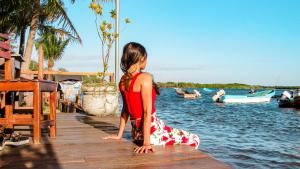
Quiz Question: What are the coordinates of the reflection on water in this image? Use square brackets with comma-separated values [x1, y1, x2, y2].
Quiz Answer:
[153, 88, 300, 169]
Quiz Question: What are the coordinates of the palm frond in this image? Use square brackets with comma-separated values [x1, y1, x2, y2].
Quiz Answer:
[39, 25, 80, 44]
[43, 0, 82, 43]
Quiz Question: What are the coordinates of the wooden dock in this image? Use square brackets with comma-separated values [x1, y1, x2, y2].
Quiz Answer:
[0, 113, 231, 169]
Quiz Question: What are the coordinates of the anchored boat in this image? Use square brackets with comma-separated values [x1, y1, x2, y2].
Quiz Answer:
[293, 89, 300, 108]
[278, 91, 294, 108]
[213, 90, 275, 103]
[175, 88, 201, 99]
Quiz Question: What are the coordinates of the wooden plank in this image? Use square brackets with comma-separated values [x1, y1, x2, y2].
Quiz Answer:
[12, 114, 33, 119]
[0, 41, 10, 50]
[40, 120, 55, 128]
[0, 50, 11, 59]
[4, 92, 13, 128]
[33, 87, 41, 144]
[0, 81, 36, 91]
[0, 33, 9, 39]
[21, 70, 114, 76]
[38, 45, 44, 80]
[0, 118, 33, 125]
[49, 91, 56, 138]
[0, 113, 231, 169]
[4, 58, 12, 80]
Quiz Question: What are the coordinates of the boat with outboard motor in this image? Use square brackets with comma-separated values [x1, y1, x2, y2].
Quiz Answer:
[212, 89, 275, 103]
[278, 90, 294, 108]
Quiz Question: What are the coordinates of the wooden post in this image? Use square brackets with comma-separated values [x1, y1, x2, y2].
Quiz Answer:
[4, 92, 13, 128]
[38, 45, 44, 80]
[49, 91, 56, 138]
[4, 59, 12, 81]
[33, 86, 41, 144]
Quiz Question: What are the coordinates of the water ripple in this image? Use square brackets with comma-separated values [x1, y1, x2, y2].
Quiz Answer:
[154, 88, 300, 169]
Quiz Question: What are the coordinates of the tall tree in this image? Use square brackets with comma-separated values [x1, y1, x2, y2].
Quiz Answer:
[22, 0, 81, 73]
[36, 31, 70, 80]
[0, 0, 81, 74]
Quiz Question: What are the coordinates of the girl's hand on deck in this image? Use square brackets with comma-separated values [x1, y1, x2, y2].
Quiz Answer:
[103, 134, 121, 140]
[134, 145, 154, 154]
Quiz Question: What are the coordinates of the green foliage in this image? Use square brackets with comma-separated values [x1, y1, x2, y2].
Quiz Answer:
[82, 75, 115, 87]
[35, 30, 70, 70]
[29, 60, 38, 71]
[89, 0, 130, 82]
[157, 82, 268, 89]
[1, 0, 81, 44]
[82, 75, 101, 84]
[58, 67, 68, 72]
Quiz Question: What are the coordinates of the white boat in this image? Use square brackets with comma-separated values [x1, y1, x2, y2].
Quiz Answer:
[213, 90, 275, 103]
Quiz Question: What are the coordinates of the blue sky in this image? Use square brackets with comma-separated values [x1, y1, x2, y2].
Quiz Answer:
[36, 0, 300, 86]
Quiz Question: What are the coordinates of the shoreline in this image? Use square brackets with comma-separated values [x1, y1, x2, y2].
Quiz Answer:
[157, 82, 300, 90]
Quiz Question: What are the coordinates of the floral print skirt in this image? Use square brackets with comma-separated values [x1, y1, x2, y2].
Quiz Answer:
[130, 112, 200, 149]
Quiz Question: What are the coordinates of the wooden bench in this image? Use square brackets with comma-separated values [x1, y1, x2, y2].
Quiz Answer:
[0, 33, 57, 144]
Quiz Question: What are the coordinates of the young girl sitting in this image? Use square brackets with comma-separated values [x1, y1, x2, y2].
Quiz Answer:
[104, 42, 200, 153]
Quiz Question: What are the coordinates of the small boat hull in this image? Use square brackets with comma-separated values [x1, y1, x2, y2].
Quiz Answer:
[175, 88, 201, 99]
[278, 99, 294, 108]
[217, 90, 275, 103]
[294, 96, 300, 108]
[180, 93, 199, 99]
[278, 90, 294, 108]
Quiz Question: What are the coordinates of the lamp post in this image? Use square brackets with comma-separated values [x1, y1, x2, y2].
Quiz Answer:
[115, 0, 120, 84]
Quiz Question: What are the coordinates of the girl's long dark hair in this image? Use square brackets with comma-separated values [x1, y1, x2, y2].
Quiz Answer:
[120, 42, 160, 95]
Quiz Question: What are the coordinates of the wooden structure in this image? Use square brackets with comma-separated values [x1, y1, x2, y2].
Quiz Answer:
[0, 113, 231, 169]
[21, 70, 115, 83]
[0, 33, 57, 144]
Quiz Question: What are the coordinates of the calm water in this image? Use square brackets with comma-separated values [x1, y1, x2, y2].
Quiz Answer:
[153, 88, 300, 169]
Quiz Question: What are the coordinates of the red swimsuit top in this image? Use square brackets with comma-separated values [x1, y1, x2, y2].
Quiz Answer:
[120, 73, 156, 120]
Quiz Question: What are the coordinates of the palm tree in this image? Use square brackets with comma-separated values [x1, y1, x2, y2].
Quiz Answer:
[22, 0, 81, 73]
[35, 31, 70, 80]
[0, 0, 81, 73]
[0, 0, 33, 55]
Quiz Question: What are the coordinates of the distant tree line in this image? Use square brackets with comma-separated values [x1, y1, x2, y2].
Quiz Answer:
[157, 82, 299, 90]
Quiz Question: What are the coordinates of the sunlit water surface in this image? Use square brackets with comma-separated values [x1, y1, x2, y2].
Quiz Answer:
[121, 88, 300, 169]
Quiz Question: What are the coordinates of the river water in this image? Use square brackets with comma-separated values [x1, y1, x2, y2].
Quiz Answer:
[153, 88, 300, 169]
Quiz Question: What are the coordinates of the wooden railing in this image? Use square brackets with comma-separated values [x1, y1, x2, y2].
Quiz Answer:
[21, 70, 115, 82]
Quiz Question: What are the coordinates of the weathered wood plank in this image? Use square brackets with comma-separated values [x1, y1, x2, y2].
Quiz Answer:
[4, 59, 12, 80]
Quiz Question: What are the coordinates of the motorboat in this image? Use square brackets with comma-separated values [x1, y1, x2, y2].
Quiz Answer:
[278, 90, 294, 108]
[175, 88, 201, 99]
[212, 90, 275, 103]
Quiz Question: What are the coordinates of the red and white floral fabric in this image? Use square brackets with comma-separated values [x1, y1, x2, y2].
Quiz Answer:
[130, 112, 200, 149]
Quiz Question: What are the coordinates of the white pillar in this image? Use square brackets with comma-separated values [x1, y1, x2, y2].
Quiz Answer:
[115, 0, 120, 84]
